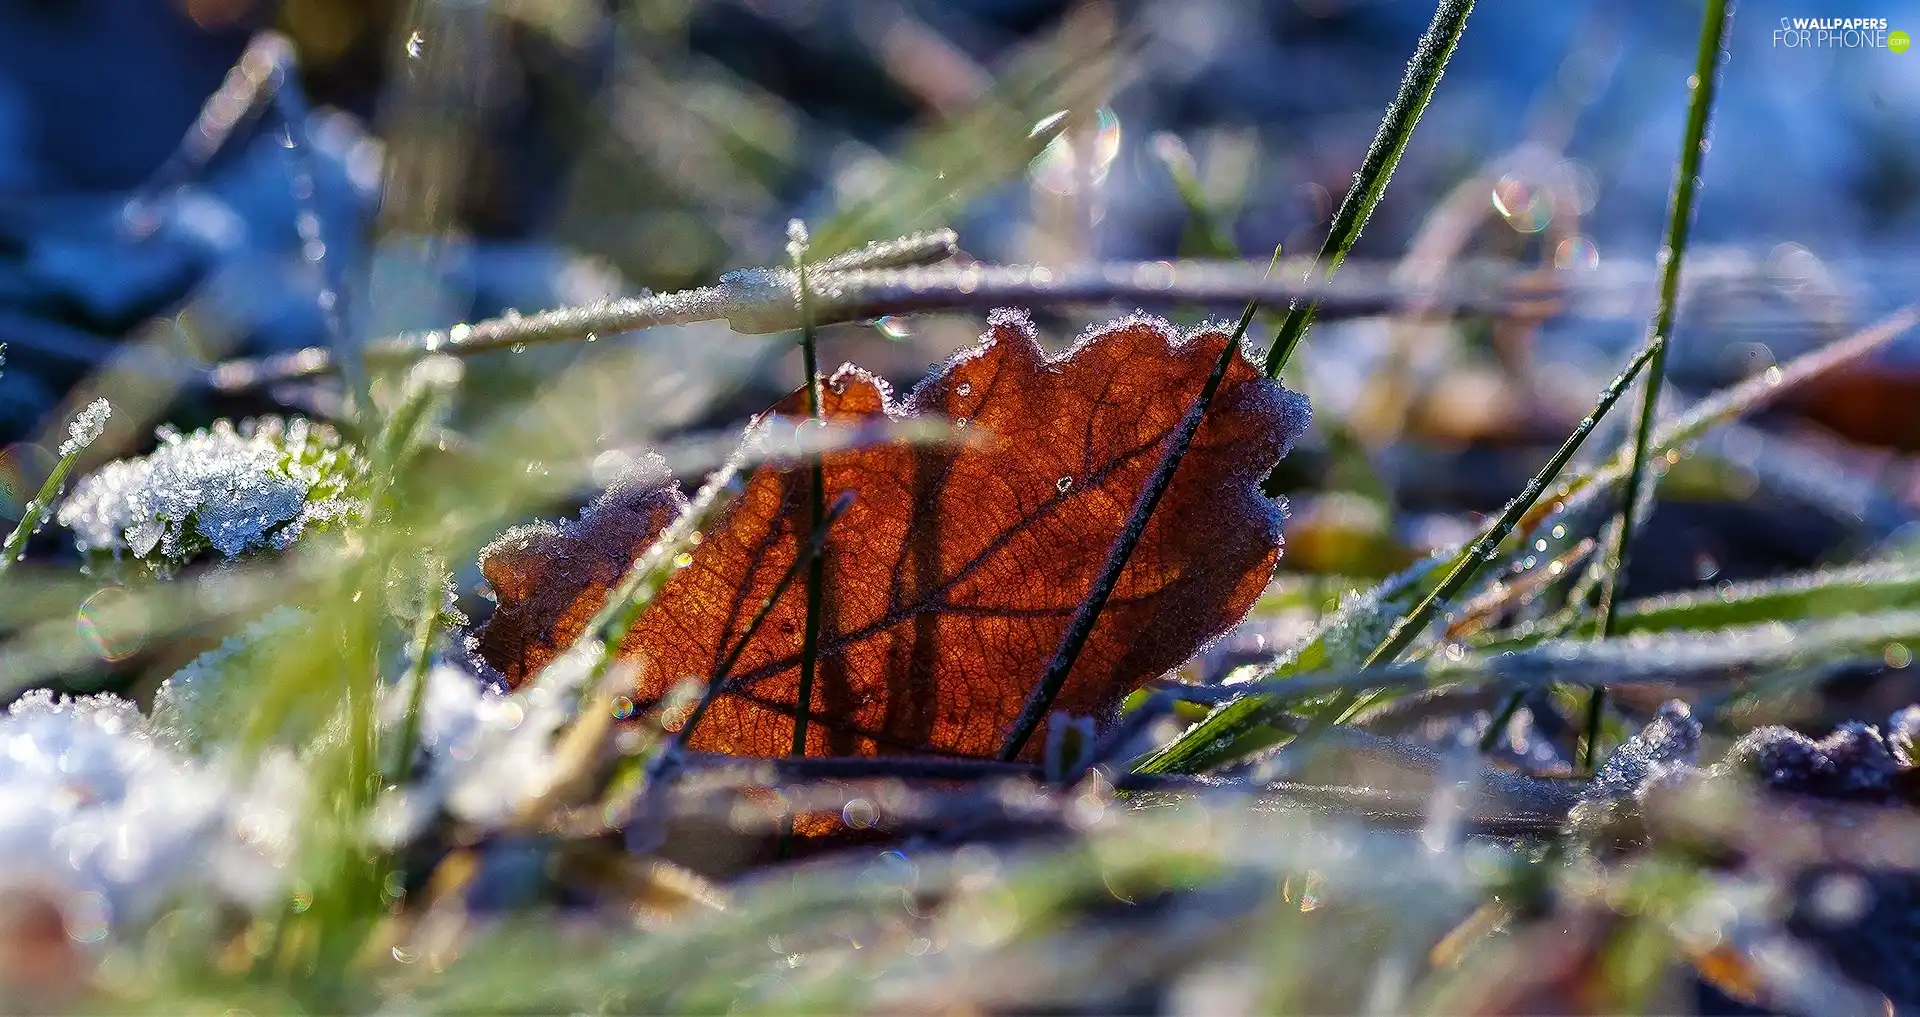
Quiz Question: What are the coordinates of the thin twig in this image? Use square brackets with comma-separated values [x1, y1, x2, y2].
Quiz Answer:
[204, 248, 1871, 392]
[1585, 0, 1737, 771]
[1264, 0, 1477, 376]
[206, 228, 958, 389]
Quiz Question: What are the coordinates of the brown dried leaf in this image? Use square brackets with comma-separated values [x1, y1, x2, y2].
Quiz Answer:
[477, 310, 1308, 760]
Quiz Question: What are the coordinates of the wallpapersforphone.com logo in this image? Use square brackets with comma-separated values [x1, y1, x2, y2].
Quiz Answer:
[1772, 17, 1910, 51]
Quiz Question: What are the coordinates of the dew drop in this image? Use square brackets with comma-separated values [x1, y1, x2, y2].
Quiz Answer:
[1491, 174, 1551, 233]
[1694, 553, 1721, 582]
[1554, 236, 1600, 271]
[955, 382, 973, 397]
[76, 588, 148, 663]
[673, 552, 693, 568]
[510, 342, 528, 355]
[1029, 107, 1123, 195]
[1055, 476, 1073, 493]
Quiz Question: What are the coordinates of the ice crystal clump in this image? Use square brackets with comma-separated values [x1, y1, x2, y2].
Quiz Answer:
[0, 690, 302, 930]
[152, 615, 537, 838]
[1567, 701, 1702, 845]
[1585, 700, 1702, 804]
[368, 649, 605, 836]
[56, 417, 365, 569]
[58, 399, 111, 458]
[1720, 718, 1907, 803]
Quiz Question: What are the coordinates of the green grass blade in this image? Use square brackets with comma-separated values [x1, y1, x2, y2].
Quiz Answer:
[1525, 562, 1920, 638]
[1263, 0, 1476, 377]
[1517, 307, 1918, 580]
[788, 220, 829, 758]
[2, 399, 110, 575]
[1153, 134, 1241, 260]
[999, 316, 1249, 761]
[1131, 552, 1448, 775]
[1592, 0, 1736, 638]
[1160, 609, 1920, 709]
[1586, 0, 1737, 768]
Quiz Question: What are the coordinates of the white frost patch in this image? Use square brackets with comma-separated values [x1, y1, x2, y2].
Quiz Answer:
[0, 691, 303, 929]
[376, 649, 603, 836]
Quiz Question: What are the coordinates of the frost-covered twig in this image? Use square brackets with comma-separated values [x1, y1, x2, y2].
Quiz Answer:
[206, 247, 1903, 391]
[208, 259, 1524, 390]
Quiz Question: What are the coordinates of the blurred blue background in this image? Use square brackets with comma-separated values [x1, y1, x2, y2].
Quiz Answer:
[1, 0, 1916, 440]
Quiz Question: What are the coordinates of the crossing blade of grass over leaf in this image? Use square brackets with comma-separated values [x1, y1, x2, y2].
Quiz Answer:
[548, 460, 755, 713]
[787, 220, 829, 760]
[663, 491, 852, 772]
[1, 399, 109, 576]
[1151, 137, 1394, 508]
[998, 311, 1252, 761]
[1262, 0, 1476, 377]
[487, 460, 759, 832]
[1138, 337, 1675, 775]
[1117, 0, 1478, 771]
[1586, 0, 1737, 770]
